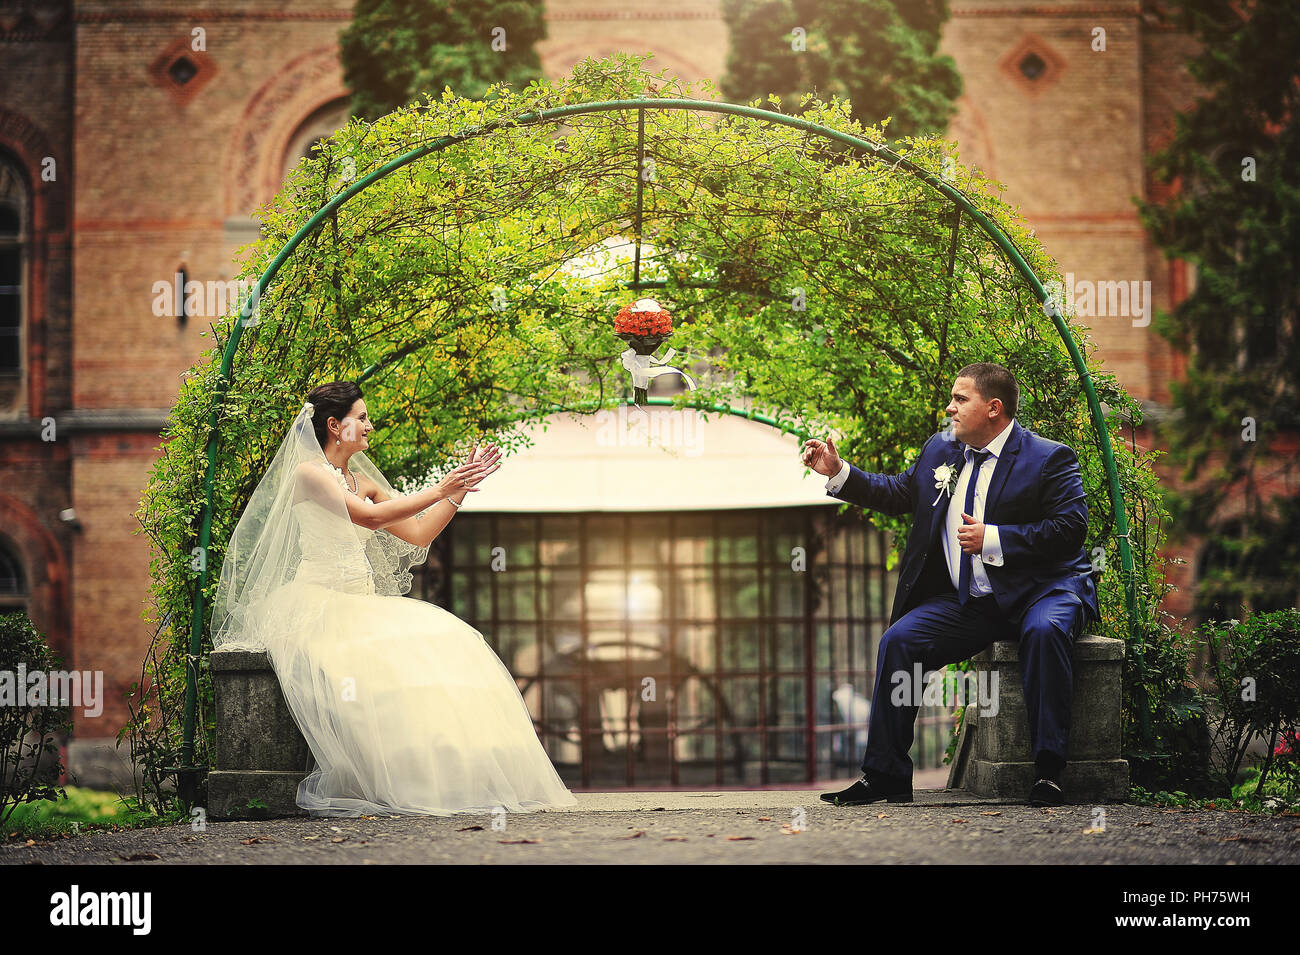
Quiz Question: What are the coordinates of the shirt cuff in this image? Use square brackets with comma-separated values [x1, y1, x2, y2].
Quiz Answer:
[980, 524, 1004, 566]
[825, 459, 851, 494]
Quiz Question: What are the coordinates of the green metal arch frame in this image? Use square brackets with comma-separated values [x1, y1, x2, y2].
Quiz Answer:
[180, 97, 1148, 797]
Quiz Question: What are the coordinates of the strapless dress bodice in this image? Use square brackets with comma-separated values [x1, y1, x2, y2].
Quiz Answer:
[292, 498, 375, 595]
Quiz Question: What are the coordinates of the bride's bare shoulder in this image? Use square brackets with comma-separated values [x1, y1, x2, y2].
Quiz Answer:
[293, 460, 333, 486]
[359, 474, 385, 502]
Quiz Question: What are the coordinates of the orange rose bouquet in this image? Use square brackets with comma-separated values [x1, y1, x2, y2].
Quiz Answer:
[613, 298, 695, 407]
[614, 299, 673, 351]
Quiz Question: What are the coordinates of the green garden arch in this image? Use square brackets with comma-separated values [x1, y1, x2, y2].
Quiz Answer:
[167, 64, 1152, 799]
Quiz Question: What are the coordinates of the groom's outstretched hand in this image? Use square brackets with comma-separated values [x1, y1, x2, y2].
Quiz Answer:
[801, 435, 843, 478]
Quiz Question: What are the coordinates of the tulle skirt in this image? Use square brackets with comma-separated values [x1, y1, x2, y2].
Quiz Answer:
[257, 580, 577, 817]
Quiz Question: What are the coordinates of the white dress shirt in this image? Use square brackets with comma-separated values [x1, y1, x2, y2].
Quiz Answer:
[825, 419, 1014, 597]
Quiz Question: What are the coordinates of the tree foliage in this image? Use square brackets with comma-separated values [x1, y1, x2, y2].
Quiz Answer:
[1136, 0, 1300, 622]
[133, 55, 1168, 807]
[720, 0, 962, 139]
[340, 0, 548, 121]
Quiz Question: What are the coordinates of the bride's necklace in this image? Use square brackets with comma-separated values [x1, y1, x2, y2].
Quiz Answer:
[325, 460, 358, 495]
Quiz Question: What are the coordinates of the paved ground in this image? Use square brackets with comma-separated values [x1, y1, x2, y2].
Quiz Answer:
[6, 787, 1299, 865]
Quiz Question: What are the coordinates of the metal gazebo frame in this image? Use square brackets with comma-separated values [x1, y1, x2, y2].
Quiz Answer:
[176, 97, 1149, 801]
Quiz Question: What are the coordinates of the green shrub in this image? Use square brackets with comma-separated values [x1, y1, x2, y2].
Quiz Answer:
[0, 611, 74, 826]
[1200, 608, 1300, 797]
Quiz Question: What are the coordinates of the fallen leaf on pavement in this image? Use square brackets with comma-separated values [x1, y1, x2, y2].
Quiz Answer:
[727, 835, 755, 841]
[624, 830, 646, 839]
[118, 852, 161, 861]
[498, 838, 541, 844]
[981, 811, 1002, 816]
[457, 825, 484, 832]
[241, 836, 276, 845]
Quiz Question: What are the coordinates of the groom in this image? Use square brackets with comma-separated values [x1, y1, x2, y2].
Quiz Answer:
[802, 363, 1099, 806]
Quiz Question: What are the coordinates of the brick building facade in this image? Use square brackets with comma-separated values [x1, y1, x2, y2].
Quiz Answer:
[1, 0, 1212, 787]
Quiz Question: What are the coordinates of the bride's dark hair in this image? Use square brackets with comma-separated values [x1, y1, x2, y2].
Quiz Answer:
[306, 380, 363, 450]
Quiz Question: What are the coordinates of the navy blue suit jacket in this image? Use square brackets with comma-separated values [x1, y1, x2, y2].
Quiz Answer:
[829, 420, 1100, 628]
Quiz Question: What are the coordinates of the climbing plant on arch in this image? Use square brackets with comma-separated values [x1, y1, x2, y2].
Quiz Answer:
[136, 55, 1171, 806]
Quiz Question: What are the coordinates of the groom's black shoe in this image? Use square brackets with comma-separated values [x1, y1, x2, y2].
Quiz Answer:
[1028, 778, 1065, 806]
[1028, 752, 1067, 806]
[820, 773, 912, 806]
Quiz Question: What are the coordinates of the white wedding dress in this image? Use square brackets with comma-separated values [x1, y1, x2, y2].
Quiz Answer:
[253, 465, 578, 817]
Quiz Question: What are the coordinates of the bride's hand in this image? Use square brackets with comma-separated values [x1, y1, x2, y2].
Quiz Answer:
[435, 444, 503, 499]
[436, 458, 493, 498]
[461, 443, 502, 489]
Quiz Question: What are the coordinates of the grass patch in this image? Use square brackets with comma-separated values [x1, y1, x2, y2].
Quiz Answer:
[3, 787, 184, 843]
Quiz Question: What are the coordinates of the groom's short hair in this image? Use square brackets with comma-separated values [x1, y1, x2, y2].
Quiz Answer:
[957, 362, 1019, 420]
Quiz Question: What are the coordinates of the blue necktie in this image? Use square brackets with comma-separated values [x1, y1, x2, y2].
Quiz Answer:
[958, 449, 992, 606]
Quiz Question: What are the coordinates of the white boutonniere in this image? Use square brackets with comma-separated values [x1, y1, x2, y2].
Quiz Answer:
[931, 462, 960, 506]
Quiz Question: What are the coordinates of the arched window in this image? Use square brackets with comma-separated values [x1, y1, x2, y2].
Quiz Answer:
[0, 535, 28, 613]
[280, 99, 352, 184]
[0, 153, 28, 406]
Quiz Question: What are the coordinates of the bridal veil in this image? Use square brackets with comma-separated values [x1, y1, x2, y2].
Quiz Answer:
[210, 400, 431, 651]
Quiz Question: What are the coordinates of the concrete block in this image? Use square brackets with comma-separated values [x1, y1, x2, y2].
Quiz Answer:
[209, 647, 310, 819]
[947, 635, 1128, 802]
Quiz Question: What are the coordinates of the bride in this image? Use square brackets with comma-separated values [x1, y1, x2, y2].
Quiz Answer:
[210, 380, 577, 817]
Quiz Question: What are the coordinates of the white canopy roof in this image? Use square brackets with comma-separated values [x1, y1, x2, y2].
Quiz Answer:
[468, 406, 840, 512]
